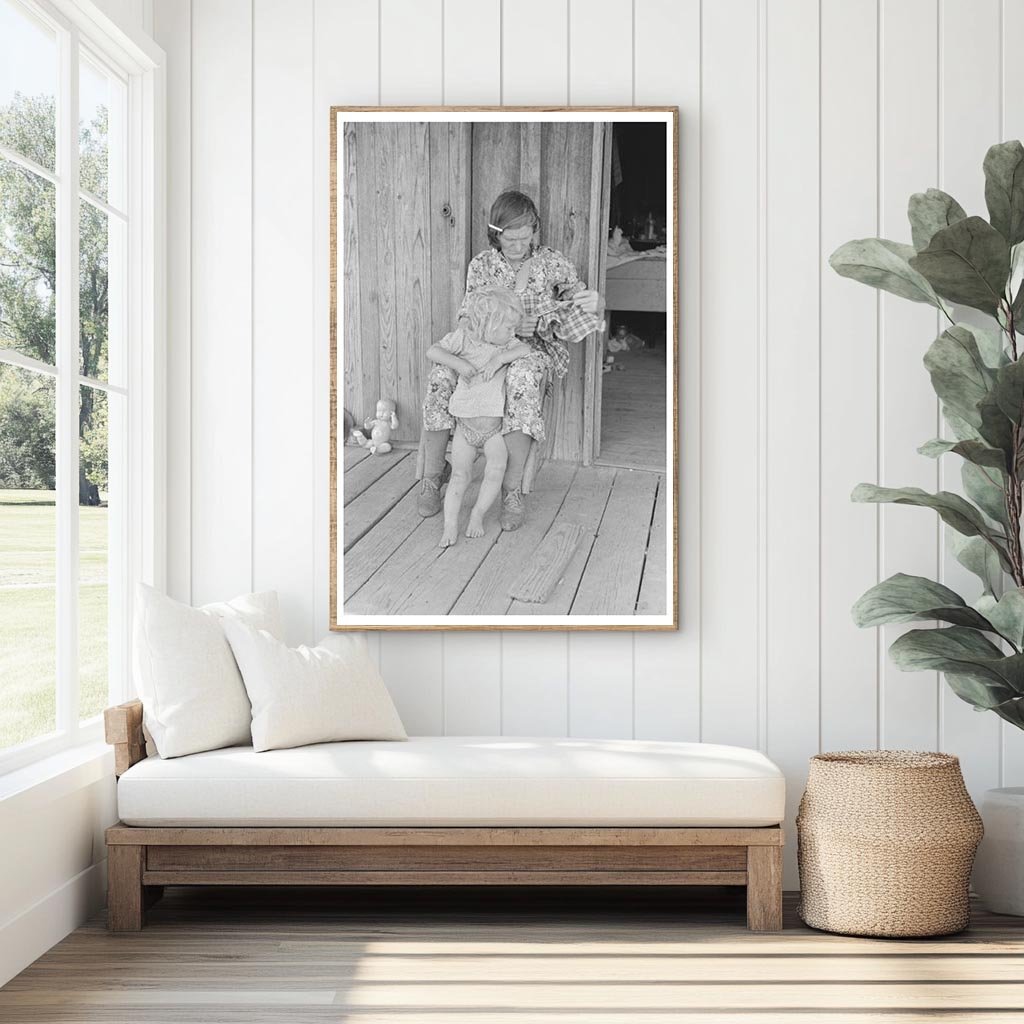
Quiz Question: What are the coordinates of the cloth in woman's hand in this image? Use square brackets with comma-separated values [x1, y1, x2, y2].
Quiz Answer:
[520, 293, 605, 362]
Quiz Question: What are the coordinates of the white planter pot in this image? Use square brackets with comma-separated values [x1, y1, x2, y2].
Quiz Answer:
[973, 787, 1024, 916]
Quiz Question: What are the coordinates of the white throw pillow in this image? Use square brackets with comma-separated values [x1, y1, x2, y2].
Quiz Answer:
[223, 621, 407, 752]
[133, 584, 283, 758]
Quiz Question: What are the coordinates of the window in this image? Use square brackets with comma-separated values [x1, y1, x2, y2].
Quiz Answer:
[0, 0, 161, 772]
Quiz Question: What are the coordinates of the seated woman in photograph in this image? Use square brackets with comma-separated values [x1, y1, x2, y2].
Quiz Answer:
[418, 189, 605, 532]
[426, 287, 531, 548]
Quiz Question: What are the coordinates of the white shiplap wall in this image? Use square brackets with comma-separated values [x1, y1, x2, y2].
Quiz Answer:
[154, 0, 1024, 885]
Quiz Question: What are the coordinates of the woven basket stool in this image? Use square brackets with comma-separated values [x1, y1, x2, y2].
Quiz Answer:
[797, 751, 983, 938]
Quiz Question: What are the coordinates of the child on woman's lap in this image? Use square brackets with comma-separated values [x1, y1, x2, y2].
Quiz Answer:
[426, 287, 531, 547]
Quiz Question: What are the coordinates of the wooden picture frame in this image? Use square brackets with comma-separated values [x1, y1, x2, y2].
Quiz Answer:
[330, 107, 678, 630]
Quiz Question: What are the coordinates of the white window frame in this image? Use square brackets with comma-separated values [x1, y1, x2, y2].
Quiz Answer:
[0, 0, 164, 776]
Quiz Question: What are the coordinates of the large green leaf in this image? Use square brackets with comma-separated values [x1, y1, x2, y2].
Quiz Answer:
[965, 321, 1011, 368]
[852, 573, 994, 630]
[888, 626, 1024, 700]
[923, 325, 997, 427]
[983, 686, 1024, 728]
[944, 671, 1024, 715]
[977, 589, 1024, 649]
[908, 188, 968, 251]
[1011, 276, 1024, 325]
[851, 483, 1010, 556]
[1007, 241, 1024, 326]
[830, 238, 943, 307]
[942, 406, 983, 442]
[984, 140, 1024, 246]
[1008, 241, 1024, 311]
[918, 437, 1007, 470]
[993, 357, 1024, 423]
[909, 216, 1011, 314]
[950, 532, 1004, 596]
[977, 391, 1016, 458]
[962, 461, 1009, 527]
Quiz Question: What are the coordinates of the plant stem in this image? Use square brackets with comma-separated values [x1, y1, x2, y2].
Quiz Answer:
[1006, 306, 1024, 587]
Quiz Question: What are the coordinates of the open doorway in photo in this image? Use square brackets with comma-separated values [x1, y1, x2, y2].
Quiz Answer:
[598, 122, 669, 474]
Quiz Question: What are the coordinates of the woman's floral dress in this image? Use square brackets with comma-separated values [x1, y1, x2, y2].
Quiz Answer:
[422, 245, 597, 443]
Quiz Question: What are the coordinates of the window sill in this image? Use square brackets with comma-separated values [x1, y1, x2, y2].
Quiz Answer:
[0, 740, 114, 816]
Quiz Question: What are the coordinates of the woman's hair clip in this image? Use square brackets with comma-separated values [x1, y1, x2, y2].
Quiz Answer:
[487, 222, 504, 234]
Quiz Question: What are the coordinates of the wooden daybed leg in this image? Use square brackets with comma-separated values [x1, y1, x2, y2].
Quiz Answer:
[746, 845, 783, 932]
[107, 845, 145, 931]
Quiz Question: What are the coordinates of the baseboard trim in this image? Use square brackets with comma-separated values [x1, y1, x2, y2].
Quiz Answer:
[0, 859, 107, 987]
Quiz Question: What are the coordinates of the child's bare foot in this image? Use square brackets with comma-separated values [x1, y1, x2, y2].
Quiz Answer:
[466, 514, 485, 539]
[439, 524, 458, 548]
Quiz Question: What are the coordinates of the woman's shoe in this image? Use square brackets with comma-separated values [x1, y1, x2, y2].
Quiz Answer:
[416, 461, 451, 517]
[500, 487, 525, 531]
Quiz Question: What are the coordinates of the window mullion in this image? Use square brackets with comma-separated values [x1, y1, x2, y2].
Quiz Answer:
[55, 23, 81, 735]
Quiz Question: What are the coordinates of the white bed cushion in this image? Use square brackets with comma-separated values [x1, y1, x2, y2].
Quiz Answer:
[116, 736, 786, 827]
[222, 621, 407, 751]
[133, 584, 283, 759]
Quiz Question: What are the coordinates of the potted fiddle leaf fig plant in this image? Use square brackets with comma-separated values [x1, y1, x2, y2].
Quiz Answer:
[830, 139, 1024, 914]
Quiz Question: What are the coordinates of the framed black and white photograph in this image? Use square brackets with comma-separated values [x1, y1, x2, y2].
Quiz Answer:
[330, 107, 678, 630]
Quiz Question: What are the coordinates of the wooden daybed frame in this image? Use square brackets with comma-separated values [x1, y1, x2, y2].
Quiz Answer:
[104, 700, 784, 932]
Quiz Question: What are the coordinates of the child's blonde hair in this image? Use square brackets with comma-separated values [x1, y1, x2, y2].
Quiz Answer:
[460, 286, 523, 342]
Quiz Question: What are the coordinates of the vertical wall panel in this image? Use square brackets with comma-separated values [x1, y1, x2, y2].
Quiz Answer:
[346, 124, 377, 426]
[568, 0, 631, 104]
[380, 633, 445, 734]
[764, 0, 821, 883]
[312, 0, 379, 642]
[444, 639, 502, 734]
[699, 0, 761, 749]
[253, 0, 315, 645]
[471, 123, 526, 252]
[565, 0, 635, 725]
[377, 0, 446, 715]
[495, 0, 572, 734]
[381, 0, 443, 105]
[1002, 0, 1024, 786]
[541, 123, 599, 462]
[633, 0, 700, 742]
[568, 634, 634, 738]
[428, 123, 472, 381]
[189, 0, 252, 605]
[878, 0, 941, 751]
[441, 0, 504, 735]
[502, 633, 568, 735]
[938, 0, 1002, 795]
[502, 0, 568, 104]
[393, 121, 432, 443]
[443, 0, 500, 105]
[819, 0, 879, 753]
[153, 0, 190, 604]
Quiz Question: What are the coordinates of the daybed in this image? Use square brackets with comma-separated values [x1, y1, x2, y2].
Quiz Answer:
[104, 699, 786, 932]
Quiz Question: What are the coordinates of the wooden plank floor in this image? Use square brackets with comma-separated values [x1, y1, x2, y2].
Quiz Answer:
[342, 448, 667, 617]
[598, 346, 667, 472]
[4, 888, 1024, 1021]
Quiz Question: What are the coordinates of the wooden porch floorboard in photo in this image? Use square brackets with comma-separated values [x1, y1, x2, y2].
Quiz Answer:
[343, 446, 372, 470]
[4, 889, 1024, 1021]
[342, 454, 667, 618]
[598, 346, 668, 473]
[343, 455, 419, 552]
[343, 447, 412, 503]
